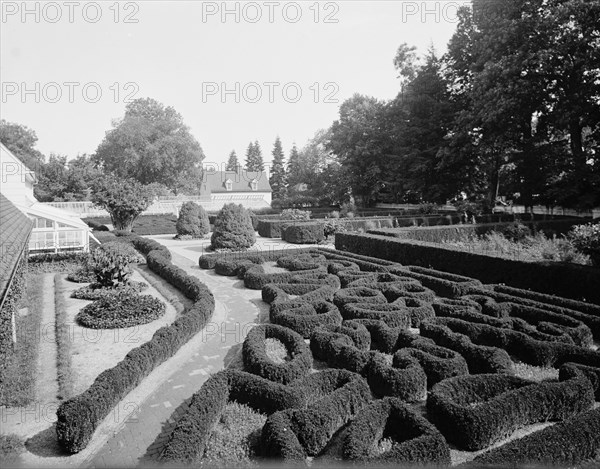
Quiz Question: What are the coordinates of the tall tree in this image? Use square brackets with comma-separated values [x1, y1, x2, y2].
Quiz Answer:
[93, 98, 205, 193]
[0, 119, 45, 170]
[286, 143, 302, 189]
[269, 137, 287, 200]
[226, 150, 239, 171]
[245, 141, 265, 172]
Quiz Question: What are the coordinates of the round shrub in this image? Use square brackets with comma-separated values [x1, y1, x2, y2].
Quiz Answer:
[282, 223, 325, 244]
[242, 324, 313, 384]
[211, 203, 256, 250]
[76, 291, 165, 329]
[176, 201, 210, 238]
[342, 397, 450, 465]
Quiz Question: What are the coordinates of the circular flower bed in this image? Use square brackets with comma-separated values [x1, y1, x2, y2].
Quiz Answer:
[71, 281, 147, 301]
[76, 291, 166, 329]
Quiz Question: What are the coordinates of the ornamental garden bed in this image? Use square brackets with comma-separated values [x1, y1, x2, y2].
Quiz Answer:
[58, 267, 177, 395]
[156, 246, 600, 467]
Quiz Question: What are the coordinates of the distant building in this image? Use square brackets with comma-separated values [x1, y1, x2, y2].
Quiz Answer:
[201, 168, 272, 209]
[0, 142, 90, 254]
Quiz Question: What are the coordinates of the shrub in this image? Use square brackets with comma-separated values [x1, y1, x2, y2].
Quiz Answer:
[269, 300, 343, 338]
[211, 203, 256, 250]
[88, 248, 134, 288]
[342, 397, 450, 465]
[281, 222, 325, 244]
[176, 201, 210, 238]
[261, 370, 371, 458]
[427, 371, 594, 451]
[340, 201, 356, 218]
[280, 208, 311, 220]
[569, 222, 600, 266]
[70, 281, 147, 301]
[500, 222, 531, 242]
[98, 241, 145, 263]
[472, 407, 600, 467]
[366, 352, 427, 401]
[341, 302, 412, 328]
[242, 324, 313, 384]
[76, 291, 165, 329]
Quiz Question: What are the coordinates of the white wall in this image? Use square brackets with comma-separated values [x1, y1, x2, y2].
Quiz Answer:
[0, 144, 36, 207]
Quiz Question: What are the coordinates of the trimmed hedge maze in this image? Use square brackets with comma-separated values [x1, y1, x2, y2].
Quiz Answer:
[161, 246, 600, 467]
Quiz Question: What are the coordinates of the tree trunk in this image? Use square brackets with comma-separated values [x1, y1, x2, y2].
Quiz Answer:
[569, 119, 585, 167]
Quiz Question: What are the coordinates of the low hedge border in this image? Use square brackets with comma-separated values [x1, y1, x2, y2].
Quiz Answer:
[310, 328, 373, 375]
[559, 362, 600, 400]
[427, 371, 595, 451]
[242, 324, 313, 384]
[258, 216, 396, 239]
[326, 260, 360, 275]
[316, 247, 395, 272]
[390, 296, 436, 326]
[472, 407, 600, 467]
[341, 302, 412, 328]
[214, 256, 264, 276]
[199, 247, 315, 269]
[161, 368, 366, 464]
[262, 282, 338, 305]
[342, 397, 451, 465]
[56, 238, 215, 454]
[354, 319, 417, 353]
[276, 253, 327, 271]
[433, 316, 600, 368]
[366, 352, 427, 401]
[335, 232, 600, 303]
[419, 321, 513, 374]
[396, 339, 469, 388]
[244, 265, 328, 290]
[261, 370, 372, 458]
[387, 265, 483, 299]
[269, 300, 343, 338]
[468, 287, 600, 340]
[333, 287, 388, 310]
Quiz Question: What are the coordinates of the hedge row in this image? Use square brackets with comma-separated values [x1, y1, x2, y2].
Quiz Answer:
[427, 370, 595, 450]
[198, 247, 315, 269]
[281, 222, 325, 244]
[257, 216, 396, 238]
[433, 316, 600, 368]
[261, 370, 371, 458]
[316, 247, 395, 272]
[468, 286, 600, 339]
[244, 264, 328, 290]
[335, 232, 600, 303]
[56, 239, 215, 453]
[161, 367, 370, 463]
[472, 407, 600, 467]
[368, 218, 582, 243]
[366, 352, 427, 401]
[419, 321, 513, 374]
[242, 324, 313, 384]
[269, 300, 343, 338]
[342, 397, 451, 465]
[388, 265, 483, 299]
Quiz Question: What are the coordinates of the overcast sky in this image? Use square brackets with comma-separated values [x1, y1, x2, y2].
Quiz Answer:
[1, 1, 466, 167]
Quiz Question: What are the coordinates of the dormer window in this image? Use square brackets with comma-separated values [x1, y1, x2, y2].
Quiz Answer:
[250, 179, 258, 191]
[225, 179, 233, 191]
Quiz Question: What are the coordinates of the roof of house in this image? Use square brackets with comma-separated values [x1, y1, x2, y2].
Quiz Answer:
[204, 169, 272, 193]
[0, 193, 33, 308]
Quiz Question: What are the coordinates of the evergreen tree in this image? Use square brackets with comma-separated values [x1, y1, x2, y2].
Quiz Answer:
[269, 136, 287, 200]
[226, 150, 239, 171]
[287, 143, 302, 188]
[252, 140, 265, 171]
[244, 141, 255, 170]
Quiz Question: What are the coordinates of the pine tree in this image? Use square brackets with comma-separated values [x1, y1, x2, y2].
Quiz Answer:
[244, 142, 255, 170]
[287, 143, 302, 188]
[226, 150, 239, 171]
[252, 140, 265, 172]
[269, 136, 287, 200]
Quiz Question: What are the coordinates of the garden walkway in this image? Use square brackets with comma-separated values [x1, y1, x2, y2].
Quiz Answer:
[85, 242, 274, 468]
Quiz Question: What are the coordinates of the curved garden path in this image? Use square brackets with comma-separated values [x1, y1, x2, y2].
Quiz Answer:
[85, 240, 271, 468]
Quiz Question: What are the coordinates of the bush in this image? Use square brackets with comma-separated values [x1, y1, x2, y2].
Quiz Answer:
[427, 371, 594, 451]
[340, 201, 356, 218]
[87, 248, 134, 288]
[269, 300, 343, 338]
[211, 203, 256, 250]
[176, 201, 210, 238]
[472, 407, 600, 467]
[98, 241, 145, 263]
[281, 222, 325, 244]
[500, 222, 531, 241]
[342, 397, 450, 465]
[56, 237, 215, 454]
[76, 291, 165, 329]
[366, 352, 427, 401]
[569, 222, 600, 266]
[70, 281, 147, 301]
[242, 324, 313, 384]
[261, 370, 371, 458]
[280, 208, 311, 220]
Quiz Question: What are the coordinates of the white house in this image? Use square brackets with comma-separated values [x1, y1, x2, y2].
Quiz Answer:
[0, 142, 90, 253]
[201, 168, 272, 209]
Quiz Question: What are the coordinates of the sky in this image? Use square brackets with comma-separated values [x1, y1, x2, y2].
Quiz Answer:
[1, 0, 467, 168]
